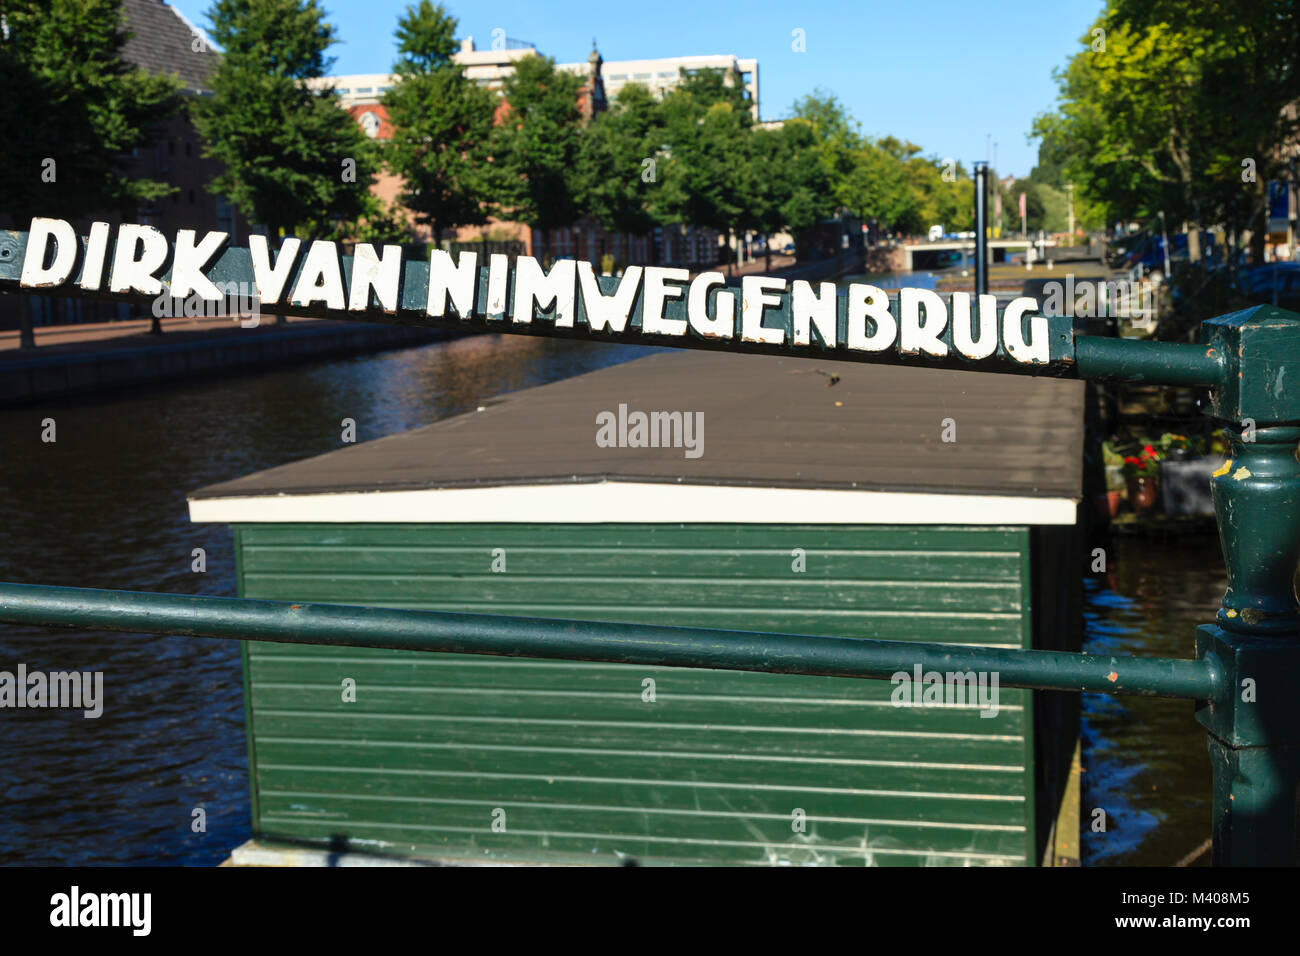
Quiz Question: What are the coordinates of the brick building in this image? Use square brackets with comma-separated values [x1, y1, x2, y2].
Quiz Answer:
[321, 41, 734, 269]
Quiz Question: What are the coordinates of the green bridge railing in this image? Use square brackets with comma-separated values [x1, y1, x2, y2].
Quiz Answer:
[2, 220, 1299, 867]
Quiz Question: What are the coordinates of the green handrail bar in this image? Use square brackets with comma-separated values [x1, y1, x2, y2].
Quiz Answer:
[0, 582, 1222, 700]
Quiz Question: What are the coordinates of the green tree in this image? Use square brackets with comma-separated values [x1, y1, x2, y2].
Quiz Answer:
[789, 94, 957, 239]
[0, 0, 180, 223]
[573, 83, 664, 267]
[192, 0, 379, 242]
[493, 54, 585, 262]
[381, 1, 496, 245]
[1034, 1, 1300, 265]
[657, 89, 753, 273]
[790, 90, 855, 146]
[1000, 180, 1042, 235]
[790, 90, 861, 219]
[0, 0, 180, 347]
[677, 67, 754, 122]
[748, 119, 832, 267]
[837, 143, 917, 234]
[1113, 0, 1300, 261]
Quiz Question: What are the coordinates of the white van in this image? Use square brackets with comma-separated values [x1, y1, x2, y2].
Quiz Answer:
[928, 225, 944, 242]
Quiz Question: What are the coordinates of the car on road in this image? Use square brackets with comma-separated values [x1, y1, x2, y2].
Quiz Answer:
[1239, 263, 1300, 310]
[1125, 231, 1217, 282]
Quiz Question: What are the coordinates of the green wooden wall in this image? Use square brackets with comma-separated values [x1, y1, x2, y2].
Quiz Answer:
[234, 523, 1036, 866]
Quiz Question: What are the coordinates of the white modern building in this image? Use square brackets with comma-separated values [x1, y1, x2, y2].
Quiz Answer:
[316, 37, 760, 120]
[591, 51, 758, 118]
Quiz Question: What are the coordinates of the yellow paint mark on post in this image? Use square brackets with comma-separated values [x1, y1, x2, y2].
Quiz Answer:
[1232, 466, 1252, 481]
[1212, 459, 1233, 478]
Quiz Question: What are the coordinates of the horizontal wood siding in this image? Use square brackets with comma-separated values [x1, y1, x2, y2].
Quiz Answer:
[236, 523, 1033, 866]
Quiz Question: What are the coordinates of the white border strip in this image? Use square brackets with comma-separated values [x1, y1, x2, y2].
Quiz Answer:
[188, 481, 1077, 525]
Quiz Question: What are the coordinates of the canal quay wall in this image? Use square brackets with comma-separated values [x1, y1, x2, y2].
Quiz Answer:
[0, 315, 449, 407]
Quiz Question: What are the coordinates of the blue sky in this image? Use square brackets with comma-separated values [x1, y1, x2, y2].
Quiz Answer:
[168, 0, 1105, 177]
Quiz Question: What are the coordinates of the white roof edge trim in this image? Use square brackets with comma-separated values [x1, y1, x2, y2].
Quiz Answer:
[188, 482, 1079, 525]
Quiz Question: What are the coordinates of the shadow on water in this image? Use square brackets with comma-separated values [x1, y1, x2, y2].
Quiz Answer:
[1081, 533, 1225, 867]
[0, 333, 660, 865]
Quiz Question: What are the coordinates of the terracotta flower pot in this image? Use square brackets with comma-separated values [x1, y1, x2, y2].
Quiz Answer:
[1093, 491, 1123, 520]
[1127, 475, 1159, 515]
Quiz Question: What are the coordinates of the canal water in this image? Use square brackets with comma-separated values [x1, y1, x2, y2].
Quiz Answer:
[1081, 534, 1224, 867]
[0, 333, 1224, 865]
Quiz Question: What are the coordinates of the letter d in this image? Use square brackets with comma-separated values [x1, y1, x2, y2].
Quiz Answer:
[20, 218, 78, 288]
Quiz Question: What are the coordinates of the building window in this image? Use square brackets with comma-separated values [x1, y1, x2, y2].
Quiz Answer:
[355, 87, 373, 94]
[216, 198, 236, 239]
[336, 88, 351, 95]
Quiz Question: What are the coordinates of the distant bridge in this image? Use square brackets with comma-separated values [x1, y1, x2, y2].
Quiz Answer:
[902, 238, 1058, 271]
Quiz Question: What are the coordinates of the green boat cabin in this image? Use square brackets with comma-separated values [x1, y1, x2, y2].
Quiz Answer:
[189, 348, 1085, 866]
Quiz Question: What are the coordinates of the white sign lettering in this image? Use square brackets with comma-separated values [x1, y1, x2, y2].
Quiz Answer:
[11, 218, 1060, 368]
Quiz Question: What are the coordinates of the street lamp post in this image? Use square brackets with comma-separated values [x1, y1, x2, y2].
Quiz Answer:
[1065, 183, 1075, 247]
[973, 161, 989, 296]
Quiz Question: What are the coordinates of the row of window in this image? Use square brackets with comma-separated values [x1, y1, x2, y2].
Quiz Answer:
[605, 71, 676, 81]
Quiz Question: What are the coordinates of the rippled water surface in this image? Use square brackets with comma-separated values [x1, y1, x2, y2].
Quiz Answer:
[0, 333, 1224, 865]
[1081, 534, 1225, 867]
[0, 334, 657, 865]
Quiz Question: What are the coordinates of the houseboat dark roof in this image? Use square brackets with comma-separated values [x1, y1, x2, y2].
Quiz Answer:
[189, 350, 1085, 525]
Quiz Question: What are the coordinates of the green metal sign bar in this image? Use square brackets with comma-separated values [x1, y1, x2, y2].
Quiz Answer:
[3, 218, 1300, 866]
[0, 220, 1225, 383]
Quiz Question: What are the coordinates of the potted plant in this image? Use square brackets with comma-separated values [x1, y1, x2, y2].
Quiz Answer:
[1158, 432, 1192, 461]
[1159, 431, 1223, 517]
[1098, 440, 1125, 518]
[1122, 442, 1162, 515]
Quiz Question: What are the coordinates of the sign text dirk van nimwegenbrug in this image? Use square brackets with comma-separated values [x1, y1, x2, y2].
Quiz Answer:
[7, 218, 1072, 370]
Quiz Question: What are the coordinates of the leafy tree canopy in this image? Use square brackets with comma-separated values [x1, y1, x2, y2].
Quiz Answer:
[0, 0, 180, 224]
[192, 0, 379, 238]
[382, 1, 496, 241]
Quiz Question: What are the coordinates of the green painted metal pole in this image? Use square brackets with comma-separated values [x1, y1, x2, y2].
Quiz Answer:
[1073, 335, 1225, 387]
[1193, 307, 1300, 866]
[0, 581, 1221, 700]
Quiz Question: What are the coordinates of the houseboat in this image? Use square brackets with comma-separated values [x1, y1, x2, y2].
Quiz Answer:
[189, 348, 1085, 866]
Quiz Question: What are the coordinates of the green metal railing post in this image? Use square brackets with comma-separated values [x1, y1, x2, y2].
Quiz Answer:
[1189, 306, 1300, 866]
